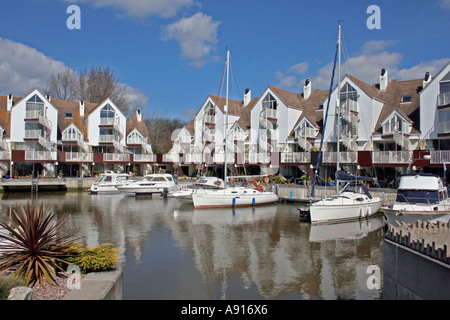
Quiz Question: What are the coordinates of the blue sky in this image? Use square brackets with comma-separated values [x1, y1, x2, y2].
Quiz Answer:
[0, 0, 449, 120]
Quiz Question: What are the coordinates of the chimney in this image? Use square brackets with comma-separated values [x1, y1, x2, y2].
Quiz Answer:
[79, 100, 85, 117]
[7, 93, 13, 111]
[46, 93, 51, 101]
[243, 88, 251, 107]
[423, 72, 432, 88]
[304, 79, 312, 100]
[380, 68, 388, 91]
[136, 109, 142, 122]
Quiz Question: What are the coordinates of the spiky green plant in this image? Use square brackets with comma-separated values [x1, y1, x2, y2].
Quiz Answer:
[0, 201, 79, 287]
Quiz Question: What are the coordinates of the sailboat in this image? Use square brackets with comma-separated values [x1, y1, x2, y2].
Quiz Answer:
[192, 51, 279, 209]
[305, 23, 381, 224]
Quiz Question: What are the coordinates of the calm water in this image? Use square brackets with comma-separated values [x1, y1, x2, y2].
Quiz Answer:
[0, 191, 386, 300]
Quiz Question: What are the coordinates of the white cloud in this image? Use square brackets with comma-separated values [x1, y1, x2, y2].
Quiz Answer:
[280, 39, 449, 91]
[0, 37, 150, 109]
[162, 12, 221, 67]
[275, 62, 309, 89]
[0, 37, 67, 96]
[441, 0, 450, 9]
[62, 0, 196, 19]
[288, 62, 309, 75]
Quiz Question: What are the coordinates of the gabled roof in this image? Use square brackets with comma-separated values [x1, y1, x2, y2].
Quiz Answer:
[52, 99, 94, 140]
[0, 95, 19, 139]
[209, 95, 244, 116]
[126, 114, 149, 139]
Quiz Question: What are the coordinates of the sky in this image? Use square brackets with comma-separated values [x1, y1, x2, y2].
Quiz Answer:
[0, 0, 449, 121]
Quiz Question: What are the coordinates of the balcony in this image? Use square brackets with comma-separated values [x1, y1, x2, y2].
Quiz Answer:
[247, 153, 271, 164]
[24, 130, 53, 151]
[322, 151, 357, 164]
[103, 153, 130, 162]
[25, 110, 52, 130]
[438, 92, 450, 107]
[133, 154, 156, 163]
[213, 153, 234, 164]
[65, 152, 93, 162]
[204, 114, 215, 125]
[372, 151, 412, 164]
[281, 152, 310, 164]
[25, 151, 57, 161]
[261, 107, 277, 119]
[430, 150, 450, 164]
[62, 133, 89, 152]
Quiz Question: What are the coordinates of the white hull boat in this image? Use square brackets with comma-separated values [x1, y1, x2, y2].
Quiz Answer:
[192, 181, 279, 209]
[169, 176, 224, 202]
[382, 173, 450, 226]
[117, 173, 175, 196]
[309, 190, 382, 225]
[90, 171, 133, 194]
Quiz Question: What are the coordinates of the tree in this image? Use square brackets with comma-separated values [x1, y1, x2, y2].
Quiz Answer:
[46, 66, 130, 115]
[145, 113, 187, 154]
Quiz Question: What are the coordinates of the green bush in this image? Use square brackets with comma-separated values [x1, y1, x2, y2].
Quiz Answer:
[0, 274, 27, 300]
[67, 243, 119, 274]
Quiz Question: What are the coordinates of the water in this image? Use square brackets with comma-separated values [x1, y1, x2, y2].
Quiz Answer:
[0, 191, 386, 300]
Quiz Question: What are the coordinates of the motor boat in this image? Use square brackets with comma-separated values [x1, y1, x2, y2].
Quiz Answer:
[90, 171, 133, 194]
[192, 180, 279, 209]
[168, 176, 225, 202]
[382, 173, 450, 226]
[117, 173, 176, 196]
[307, 184, 382, 225]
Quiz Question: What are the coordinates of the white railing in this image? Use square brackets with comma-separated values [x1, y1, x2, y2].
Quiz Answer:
[204, 115, 215, 124]
[213, 153, 234, 164]
[372, 151, 412, 164]
[103, 153, 130, 162]
[0, 151, 11, 160]
[247, 153, 271, 164]
[281, 152, 310, 163]
[261, 107, 277, 119]
[133, 154, 156, 162]
[322, 151, 357, 164]
[127, 136, 148, 145]
[25, 151, 57, 161]
[438, 92, 450, 106]
[163, 153, 180, 163]
[99, 134, 115, 143]
[430, 150, 450, 164]
[65, 152, 93, 162]
[25, 110, 52, 130]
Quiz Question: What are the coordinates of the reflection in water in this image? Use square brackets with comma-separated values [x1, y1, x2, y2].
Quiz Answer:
[0, 192, 385, 300]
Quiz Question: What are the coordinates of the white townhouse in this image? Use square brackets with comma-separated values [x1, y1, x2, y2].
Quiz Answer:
[420, 61, 450, 165]
[9, 89, 59, 176]
[0, 89, 155, 178]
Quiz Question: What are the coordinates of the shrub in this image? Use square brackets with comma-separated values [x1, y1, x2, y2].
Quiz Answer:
[0, 274, 27, 300]
[0, 201, 79, 287]
[67, 243, 118, 274]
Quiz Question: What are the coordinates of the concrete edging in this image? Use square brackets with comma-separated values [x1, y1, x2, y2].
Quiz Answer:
[62, 267, 123, 300]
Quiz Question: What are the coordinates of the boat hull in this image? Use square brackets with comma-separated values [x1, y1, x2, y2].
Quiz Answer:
[192, 189, 279, 209]
[382, 207, 450, 226]
[309, 199, 381, 224]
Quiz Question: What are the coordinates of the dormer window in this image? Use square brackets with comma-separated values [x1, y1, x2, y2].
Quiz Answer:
[401, 95, 413, 103]
[65, 113, 73, 118]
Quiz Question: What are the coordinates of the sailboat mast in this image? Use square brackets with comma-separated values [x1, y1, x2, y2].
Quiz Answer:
[336, 23, 342, 194]
[224, 50, 230, 188]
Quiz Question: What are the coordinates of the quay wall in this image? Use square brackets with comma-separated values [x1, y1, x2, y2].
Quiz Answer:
[383, 238, 450, 300]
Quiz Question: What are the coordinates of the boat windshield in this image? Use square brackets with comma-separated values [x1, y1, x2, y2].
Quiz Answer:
[396, 189, 439, 204]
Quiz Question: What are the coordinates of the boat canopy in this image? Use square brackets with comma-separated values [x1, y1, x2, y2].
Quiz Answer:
[336, 170, 376, 182]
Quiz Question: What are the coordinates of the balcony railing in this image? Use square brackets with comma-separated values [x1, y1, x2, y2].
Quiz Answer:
[25, 110, 52, 130]
[65, 152, 93, 162]
[25, 151, 57, 161]
[372, 151, 412, 164]
[213, 153, 234, 164]
[0, 151, 11, 161]
[281, 152, 310, 163]
[247, 153, 271, 164]
[103, 153, 130, 162]
[261, 107, 277, 119]
[430, 150, 450, 164]
[204, 115, 215, 124]
[133, 154, 156, 162]
[438, 92, 450, 106]
[322, 151, 357, 164]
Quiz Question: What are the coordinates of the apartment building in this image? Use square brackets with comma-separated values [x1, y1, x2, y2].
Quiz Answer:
[168, 62, 450, 185]
[0, 89, 154, 178]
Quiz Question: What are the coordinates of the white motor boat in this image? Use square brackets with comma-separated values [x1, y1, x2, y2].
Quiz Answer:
[90, 171, 133, 194]
[192, 180, 279, 209]
[117, 173, 175, 196]
[169, 176, 224, 202]
[382, 173, 450, 226]
[308, 184, 382, 225]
